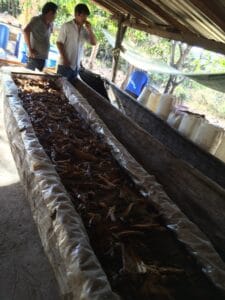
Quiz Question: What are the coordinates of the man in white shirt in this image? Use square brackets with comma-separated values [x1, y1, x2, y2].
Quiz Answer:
[56, 3, 96, 83]
[24, 2, 58, 71]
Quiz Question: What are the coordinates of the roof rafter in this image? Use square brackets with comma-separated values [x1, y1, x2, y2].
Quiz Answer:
[107, 0, 155, 26]
[151, 0, 225, 42]
[188, 0, 225, 34]
[122, 19, 225, 55]
[92, 0, 127, 15]
[133, 0, 193, 34]
[92, 0, 225, 55]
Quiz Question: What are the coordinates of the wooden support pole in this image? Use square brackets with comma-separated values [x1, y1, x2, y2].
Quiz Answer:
[111, 15, 127, 82]
[88, 43, 100, 70]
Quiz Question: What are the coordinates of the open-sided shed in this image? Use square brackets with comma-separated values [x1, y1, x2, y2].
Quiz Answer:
[92, 0, 225, 80]
[93, 0, 225, 54]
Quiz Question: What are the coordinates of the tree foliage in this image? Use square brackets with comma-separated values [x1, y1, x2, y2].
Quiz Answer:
[3, 0, 225, 98]
[0, 0, 20, 16]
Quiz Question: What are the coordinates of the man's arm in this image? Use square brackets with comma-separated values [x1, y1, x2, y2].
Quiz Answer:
[85, 21, 97, 46]
[23, 23, 36, 58]
[56, 41, 70, 66]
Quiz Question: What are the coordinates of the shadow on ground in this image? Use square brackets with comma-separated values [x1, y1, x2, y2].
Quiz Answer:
[0, 182, 61, 300]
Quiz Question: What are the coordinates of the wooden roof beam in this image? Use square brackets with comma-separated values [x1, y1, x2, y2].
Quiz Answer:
[133, 0, 167, 25]
[92, 0, 127, 15]
[108, 0, 155, 26]
[146, 0, 225, 43]
[156, 0, 225, 43]
[122, 19, 225, 55]
[133, 0, 194, 34]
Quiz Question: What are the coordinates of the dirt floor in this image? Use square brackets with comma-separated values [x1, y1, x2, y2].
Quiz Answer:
[0, 86, 60, 299]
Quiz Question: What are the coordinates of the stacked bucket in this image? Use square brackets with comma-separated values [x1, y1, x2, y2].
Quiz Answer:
[137, 85, 225, 162]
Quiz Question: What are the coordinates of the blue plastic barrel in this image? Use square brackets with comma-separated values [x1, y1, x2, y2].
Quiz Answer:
[0, 23, 9, 50]
[46, 45, 58, 67]
[20, 51, 28, 63]
[14, 32, 22, 57]
[18, 40, 28, 63]
[125, 70, 148, 97]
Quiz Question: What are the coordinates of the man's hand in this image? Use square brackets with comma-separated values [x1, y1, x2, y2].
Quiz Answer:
[28, 48, 37, 58]
[84, 20, 92, 31]
[62, 56, 70, 66]
[56, 41, 70, 66]
[84, 21, 97, 46]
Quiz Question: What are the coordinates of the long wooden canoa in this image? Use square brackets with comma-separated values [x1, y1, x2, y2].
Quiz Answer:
[75, 74, 225, 262]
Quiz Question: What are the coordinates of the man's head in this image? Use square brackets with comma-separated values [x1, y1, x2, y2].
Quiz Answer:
[74, 3, 90, 25]
[42, 2, 58, 23]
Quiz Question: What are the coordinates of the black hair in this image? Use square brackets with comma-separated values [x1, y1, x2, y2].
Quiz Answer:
[75, 3, 90, 16]
[42, 2, 58, 15]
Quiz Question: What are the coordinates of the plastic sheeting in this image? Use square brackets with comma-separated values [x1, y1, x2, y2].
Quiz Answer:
[60, 78, 225, 293]
[186, 72, 225, 93]
[103, 29, 225, 93]
[2, 70, 225, 298]
[103, 29, 180, 75]
[1, 71, 119, 300]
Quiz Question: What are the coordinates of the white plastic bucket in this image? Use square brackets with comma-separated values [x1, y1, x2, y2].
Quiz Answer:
[191, 121, 224, 154]
[156, 94, 175, 120]
[167, 110, 184, 129]
[215, 133, 225, 162]
[137, 86, 151, 106]
[178, 113, 204, 139]
[146, 92, 161, 112]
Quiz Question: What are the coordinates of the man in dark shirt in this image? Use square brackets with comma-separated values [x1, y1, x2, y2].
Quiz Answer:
[23, 2, 58, 71]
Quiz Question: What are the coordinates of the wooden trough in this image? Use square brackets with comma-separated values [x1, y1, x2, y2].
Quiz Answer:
[76, 71, 225, 262]
[2, 69, 225, 299]
[79, 68, 225, 190]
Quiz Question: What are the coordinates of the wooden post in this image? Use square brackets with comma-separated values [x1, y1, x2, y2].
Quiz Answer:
[88, 43, 100, 70]
[111, 15, 127, 82]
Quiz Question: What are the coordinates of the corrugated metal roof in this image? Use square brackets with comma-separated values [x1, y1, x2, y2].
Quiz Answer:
[92, 0, 225, 54]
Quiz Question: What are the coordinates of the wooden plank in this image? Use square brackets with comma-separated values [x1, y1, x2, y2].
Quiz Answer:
[0, 58, 23, 66]
[110, 82, 225, 189]
[0, 59, 57, 75]
[75, 77, 225, 261]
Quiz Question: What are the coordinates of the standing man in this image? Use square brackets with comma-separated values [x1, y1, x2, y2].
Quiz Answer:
[23, 2, 58, 71]
[56, 3, 97, 82]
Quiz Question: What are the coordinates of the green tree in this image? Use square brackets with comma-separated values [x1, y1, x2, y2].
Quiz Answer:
[0, 0, 20, 16]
